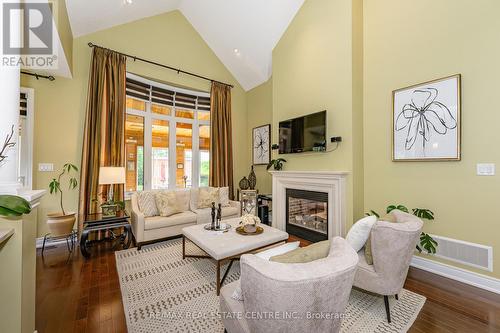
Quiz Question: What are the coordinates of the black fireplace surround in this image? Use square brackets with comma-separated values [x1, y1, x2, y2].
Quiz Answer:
[286, 188, 328, 243]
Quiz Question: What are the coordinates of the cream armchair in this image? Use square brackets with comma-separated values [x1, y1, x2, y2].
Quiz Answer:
[354, 210, 423, 323]
[220, 237, 358, 333]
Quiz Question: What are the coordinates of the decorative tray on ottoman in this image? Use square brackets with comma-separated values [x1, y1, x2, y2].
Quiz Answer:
[235, 225, 264, 236]
[204, 223, 232, 232]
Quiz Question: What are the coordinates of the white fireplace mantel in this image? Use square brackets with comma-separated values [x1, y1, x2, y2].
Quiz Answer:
[270, 171, 348, 239]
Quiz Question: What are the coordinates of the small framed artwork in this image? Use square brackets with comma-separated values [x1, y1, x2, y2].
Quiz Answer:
[392, 74, 461, 161]
[177, 163, 184, 169]
[253, 124, 271, 165]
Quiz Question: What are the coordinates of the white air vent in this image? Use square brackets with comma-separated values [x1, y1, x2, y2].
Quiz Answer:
[431, 235, 493, 272]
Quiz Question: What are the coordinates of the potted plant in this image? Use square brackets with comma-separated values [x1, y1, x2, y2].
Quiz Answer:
[366, 204, 438, 254]
[266, 158, 287, 171]
[47, 163, 79, 236]
[0, 195, 31, 217]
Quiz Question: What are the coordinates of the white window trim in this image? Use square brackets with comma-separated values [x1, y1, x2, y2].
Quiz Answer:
[125, 73, 210, 196]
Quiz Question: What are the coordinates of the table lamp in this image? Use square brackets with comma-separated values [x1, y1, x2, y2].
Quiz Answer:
[98, 167, 126, 203]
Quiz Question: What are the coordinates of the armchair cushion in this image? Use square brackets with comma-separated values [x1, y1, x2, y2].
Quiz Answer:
[270, 240, 330, 263]
[346, 215, 377, 251]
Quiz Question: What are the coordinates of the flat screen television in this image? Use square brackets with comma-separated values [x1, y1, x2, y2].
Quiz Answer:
[279, 111, 327, 154]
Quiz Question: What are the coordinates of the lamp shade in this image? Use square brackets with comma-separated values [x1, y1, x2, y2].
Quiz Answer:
[98, 167, 126, 185]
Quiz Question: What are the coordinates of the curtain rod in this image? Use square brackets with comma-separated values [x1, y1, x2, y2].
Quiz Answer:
[87, 42, 234, 89]
[21, 70, 55, 81]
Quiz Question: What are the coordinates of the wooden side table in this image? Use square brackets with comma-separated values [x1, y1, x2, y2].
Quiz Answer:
[80, 211, 132, 258]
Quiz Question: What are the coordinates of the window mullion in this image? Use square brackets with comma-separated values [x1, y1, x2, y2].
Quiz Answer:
[144, 102, 152, 191]
[192, 99, 200, 188]
[169, 94, 177, 189]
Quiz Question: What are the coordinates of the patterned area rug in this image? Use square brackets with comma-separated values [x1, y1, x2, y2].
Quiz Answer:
[116, 239, 425, 333]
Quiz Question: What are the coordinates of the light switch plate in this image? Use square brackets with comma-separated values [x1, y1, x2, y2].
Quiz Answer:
[38, 163, 54, 172]
[476, 163, 495, 176]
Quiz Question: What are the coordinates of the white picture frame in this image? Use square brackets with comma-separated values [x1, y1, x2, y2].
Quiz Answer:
[392, 74, 461, 161]
[252, 124, 271, 165]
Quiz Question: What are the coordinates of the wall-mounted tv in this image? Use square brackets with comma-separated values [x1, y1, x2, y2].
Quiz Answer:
[279, 111, 327, 154]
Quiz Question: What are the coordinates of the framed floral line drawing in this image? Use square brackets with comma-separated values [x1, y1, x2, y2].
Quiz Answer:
[392, 74, 461, 161]
[253, 124, 271, 165]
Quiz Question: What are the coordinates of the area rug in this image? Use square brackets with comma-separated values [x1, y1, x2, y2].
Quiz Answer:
[116, 239, 425, 333]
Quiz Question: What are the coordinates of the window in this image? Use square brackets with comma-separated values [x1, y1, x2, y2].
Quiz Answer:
[125, 73, 210, 195]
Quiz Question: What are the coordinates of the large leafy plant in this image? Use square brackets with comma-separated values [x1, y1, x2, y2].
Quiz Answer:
[49, 163, 79, 216]
[0, 195, 31, 217]
[366, 204, 438, 254]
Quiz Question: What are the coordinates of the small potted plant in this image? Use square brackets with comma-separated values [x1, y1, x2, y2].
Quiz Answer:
[47, 163, 79, 236]
[266, 158, 287, 171]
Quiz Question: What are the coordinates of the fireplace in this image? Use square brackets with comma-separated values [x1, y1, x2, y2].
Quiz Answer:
[286, 189, 328, 243]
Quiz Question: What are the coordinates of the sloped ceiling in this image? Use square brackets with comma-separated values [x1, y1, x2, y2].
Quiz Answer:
[65, 0, 304, 90]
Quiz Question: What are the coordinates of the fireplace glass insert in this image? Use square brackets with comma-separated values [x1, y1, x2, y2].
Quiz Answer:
[286, 189, 328, 243]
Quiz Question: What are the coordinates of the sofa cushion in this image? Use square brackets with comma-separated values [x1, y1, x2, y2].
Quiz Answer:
[270, 240, 330, 263]
[155, 191, 182, 217]
[144, 211, 197, 230]
[174, 189, 191, 212]
[219, 187, 230, 207]
[137, 191, 159, 217]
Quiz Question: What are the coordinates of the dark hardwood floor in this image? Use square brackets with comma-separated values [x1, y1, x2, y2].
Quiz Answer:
[36, 237, 500, 333]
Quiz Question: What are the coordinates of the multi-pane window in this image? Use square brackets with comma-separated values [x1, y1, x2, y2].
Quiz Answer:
[125, 73, 210, 195]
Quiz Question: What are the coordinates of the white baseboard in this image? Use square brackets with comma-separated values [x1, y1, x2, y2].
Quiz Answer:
[411, 255, 500, 295]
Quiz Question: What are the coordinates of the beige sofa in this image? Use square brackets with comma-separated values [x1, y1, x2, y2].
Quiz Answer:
[130, 188, 240, 249]
[220, 237, 358, 333]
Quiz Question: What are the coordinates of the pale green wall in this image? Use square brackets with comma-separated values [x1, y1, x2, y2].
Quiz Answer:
[52, 0, 73, 74]
[364, 0, 500, 278]
[246, 78, 273, 194]
[22, 10, 248, 237]
[272, 0, 364, 226]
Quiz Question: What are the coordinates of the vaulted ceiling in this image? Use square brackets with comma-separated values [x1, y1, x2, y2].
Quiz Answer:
[65, 0, 305, 91]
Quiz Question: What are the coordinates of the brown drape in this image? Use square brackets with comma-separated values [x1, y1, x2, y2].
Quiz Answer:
[78, 47, 126, 232]
[209, 82, 234, 199]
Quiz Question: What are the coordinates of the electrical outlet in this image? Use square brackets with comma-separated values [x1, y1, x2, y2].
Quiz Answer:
[476, 163, 495, 176]
[330, 136, 342, 143]
[38, 163, 54, 172]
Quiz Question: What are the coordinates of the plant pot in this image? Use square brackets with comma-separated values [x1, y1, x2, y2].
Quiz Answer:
[46, 212, 76, 237]
[101, 204, 118, 217]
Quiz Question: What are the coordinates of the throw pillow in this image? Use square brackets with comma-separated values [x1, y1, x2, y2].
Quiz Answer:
[219, 187, 230, 207]
[137, 191, 159, 217]
[255, 242, 300, 261]
[345, 215, 377, 252]
[270, 240, 330, 263]
[155, 191, 181, 217]
[198, 187, 219, 209]
[364, 213, 398, 265]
